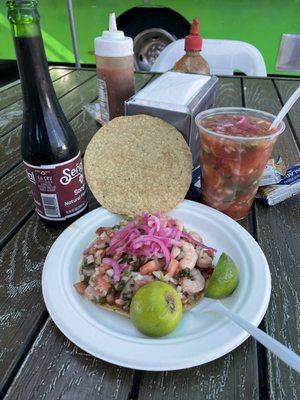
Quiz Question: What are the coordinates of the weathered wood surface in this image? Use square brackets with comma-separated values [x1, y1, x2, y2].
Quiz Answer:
[0, 69, 154, 399]
[138, 340, 258, 400]
[0, 70, 95, 138]
[274, 79, 300, 144]
[4, 319, 135, 400]
[139, 78, 260, 400]
[243, 78, 300, 400]
[0, 67, 73, 112]
[0, 215, 58, 396]
[0, 68, 299, 400]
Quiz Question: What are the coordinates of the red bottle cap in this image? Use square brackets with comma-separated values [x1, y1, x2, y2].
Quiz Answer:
[184, 18, 202, 51]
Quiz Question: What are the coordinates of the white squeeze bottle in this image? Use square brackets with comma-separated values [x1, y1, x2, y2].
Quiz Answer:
[94, 13, 134, 123]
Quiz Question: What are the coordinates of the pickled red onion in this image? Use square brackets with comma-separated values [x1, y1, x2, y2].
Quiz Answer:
[104, 213, 215, 268]
[102, 258, 122, 282]
[236, 116, 246, 125]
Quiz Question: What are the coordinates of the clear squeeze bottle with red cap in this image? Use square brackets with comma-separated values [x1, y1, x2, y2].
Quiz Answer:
[173, 18, 210, 75]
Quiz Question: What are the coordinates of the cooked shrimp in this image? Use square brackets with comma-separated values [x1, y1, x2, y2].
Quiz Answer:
[179, 240, 198, 270]
[189, 231, 203, 243]
[180, 269, 205, 295]
[94, 274, 111, 296]
[174, 219, 183, 231]
[197, 250, 213, 269]
[171, 246, 181, 259]
[166, 258, 180, 277]
[140, 259, 160, 275]
[171, 246, 184, 260]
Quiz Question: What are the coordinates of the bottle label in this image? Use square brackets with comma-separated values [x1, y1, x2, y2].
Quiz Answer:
[24, 153, 88, 221]
[97, 77, 110, 124]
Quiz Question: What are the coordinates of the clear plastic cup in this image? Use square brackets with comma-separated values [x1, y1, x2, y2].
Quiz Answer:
[195, 107, 285, 220]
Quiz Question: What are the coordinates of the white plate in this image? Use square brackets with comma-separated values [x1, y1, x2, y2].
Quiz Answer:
[42, 200, 271, 371]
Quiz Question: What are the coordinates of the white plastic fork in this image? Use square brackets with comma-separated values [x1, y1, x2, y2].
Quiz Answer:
[191, 297, 300, 373]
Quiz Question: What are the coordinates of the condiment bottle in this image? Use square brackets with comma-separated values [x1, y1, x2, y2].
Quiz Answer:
[94, 13, 135, 123]
[7, 0, 88, 225]
[173, 18, 210, 75]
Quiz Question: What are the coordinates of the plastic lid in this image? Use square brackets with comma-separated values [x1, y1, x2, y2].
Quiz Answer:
[185, 18, 202, 51]
[94, 12, 133, 57]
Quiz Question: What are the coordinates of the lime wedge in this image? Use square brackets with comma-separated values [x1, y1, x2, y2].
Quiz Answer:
[205, 253, 239, 298]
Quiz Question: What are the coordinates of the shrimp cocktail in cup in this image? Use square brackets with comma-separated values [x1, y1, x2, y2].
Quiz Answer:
[195, 108, 285, 220]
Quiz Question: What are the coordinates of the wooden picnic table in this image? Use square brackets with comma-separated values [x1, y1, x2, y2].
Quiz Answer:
[0, 67, 299, 400]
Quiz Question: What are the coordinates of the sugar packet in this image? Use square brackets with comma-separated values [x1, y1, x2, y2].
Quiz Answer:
[256, 163, 300, 205]
[259, 157, 286, 186]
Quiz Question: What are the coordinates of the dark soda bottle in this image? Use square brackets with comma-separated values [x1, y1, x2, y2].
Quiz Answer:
[7, 0, 88, 225]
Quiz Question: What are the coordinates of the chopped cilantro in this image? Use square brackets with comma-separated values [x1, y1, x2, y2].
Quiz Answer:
[118, 255, 128, 264]
[116, 280, 126, 291]
[182, 268, 190, 277]
[93, 296, 105, 304]
[107, 287, 113, 295]
[122, 293, 132, 301]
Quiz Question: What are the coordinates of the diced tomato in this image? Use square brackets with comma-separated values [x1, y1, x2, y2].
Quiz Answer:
[96, 227, 114, 238]
[94, 273, 111, 295]
[74, 282, 88, 295]
[96, 227, 106, 236]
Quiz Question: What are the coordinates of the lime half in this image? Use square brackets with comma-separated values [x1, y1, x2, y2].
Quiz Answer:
[205, 253, 239, 298]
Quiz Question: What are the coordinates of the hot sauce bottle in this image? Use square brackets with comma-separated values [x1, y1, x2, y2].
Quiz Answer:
[94, 12, 135, 123]
[7, 0, 88, 225]
[173, 18, 210, 75]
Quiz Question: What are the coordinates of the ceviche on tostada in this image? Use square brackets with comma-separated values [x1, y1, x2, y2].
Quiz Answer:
[74, 212, 217, 315]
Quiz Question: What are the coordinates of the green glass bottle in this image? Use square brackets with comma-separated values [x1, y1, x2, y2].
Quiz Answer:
[7, 0, 88, 224]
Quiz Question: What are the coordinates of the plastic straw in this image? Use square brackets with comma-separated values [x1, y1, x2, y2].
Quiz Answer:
[270, 86, 300, 130]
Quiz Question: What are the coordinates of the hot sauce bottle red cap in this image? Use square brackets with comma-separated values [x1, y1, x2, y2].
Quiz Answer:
[184, 18, 203, 51]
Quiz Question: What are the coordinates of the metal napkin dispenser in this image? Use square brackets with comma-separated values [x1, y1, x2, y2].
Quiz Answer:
[125, 71, 218, 166]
